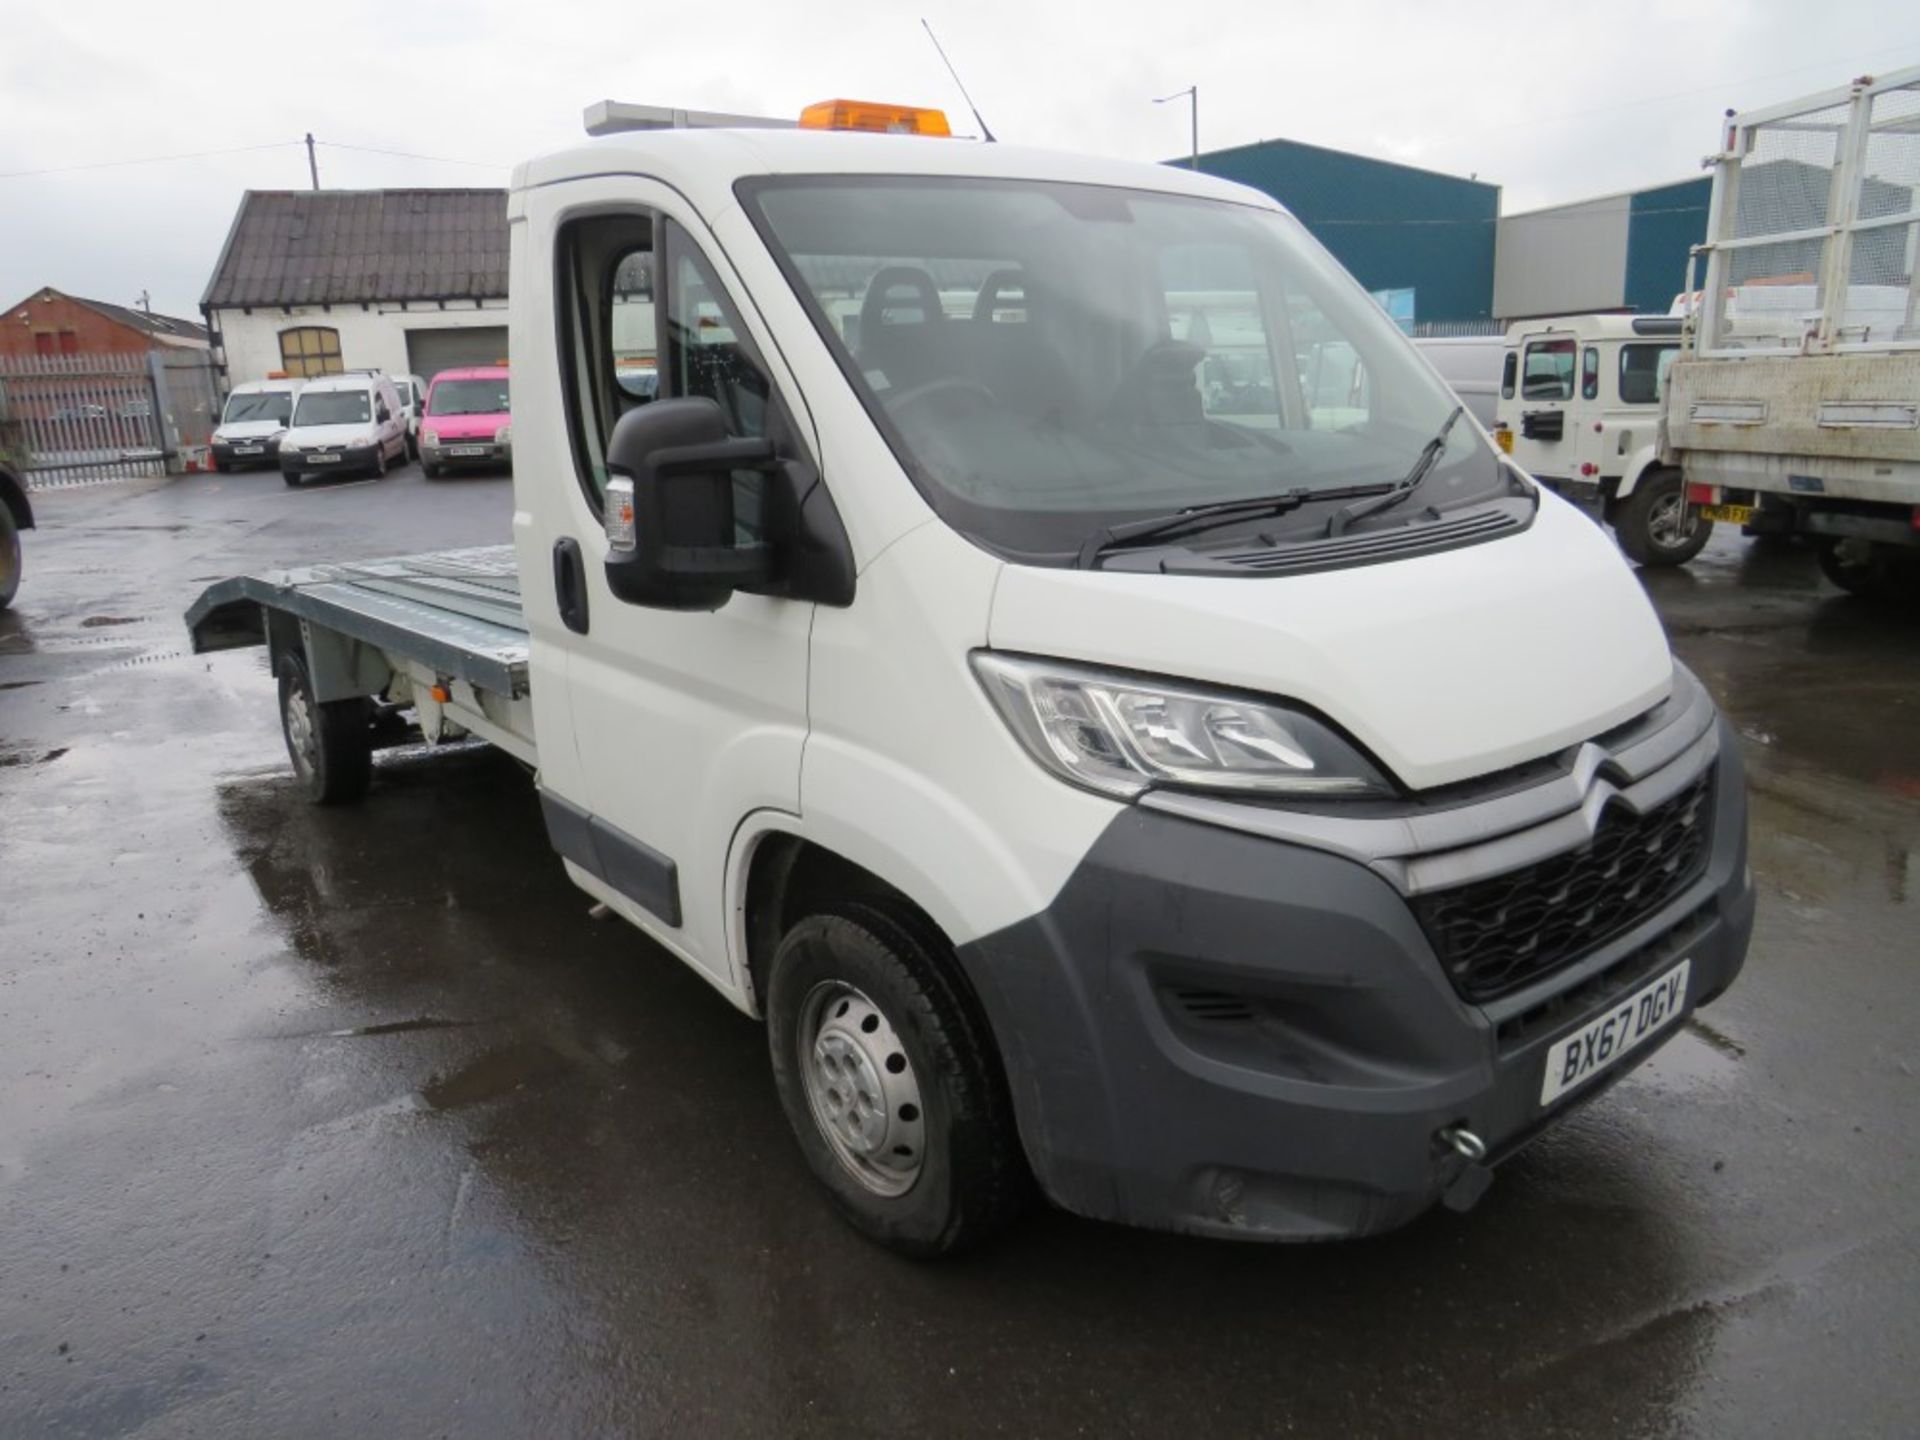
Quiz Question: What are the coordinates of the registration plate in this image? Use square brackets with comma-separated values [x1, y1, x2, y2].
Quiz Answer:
[1699, 503, 1753, 525]
[450, 445, 487, 457]
[308, 453, 340, 464]
[234, 445, 263, 456]
[1540, 959, 1690, 1107]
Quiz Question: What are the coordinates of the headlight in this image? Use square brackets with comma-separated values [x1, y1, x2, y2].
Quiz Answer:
[494, 424, 511, 445]
[970, 653, 1391, 800]
[280, 438, 301, 455]
[422, 429, 440, 447]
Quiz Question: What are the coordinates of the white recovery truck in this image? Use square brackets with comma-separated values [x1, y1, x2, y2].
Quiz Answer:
[1665, 65, 1920, 597]
[188, 101, 1754, 1254]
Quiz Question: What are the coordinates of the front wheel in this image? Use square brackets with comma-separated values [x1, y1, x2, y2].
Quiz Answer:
[0, 502, 20, 609]
[1615, 469, 1710, 567]
[276, 652, 373, 804]
[766, 902, 1027, 1257]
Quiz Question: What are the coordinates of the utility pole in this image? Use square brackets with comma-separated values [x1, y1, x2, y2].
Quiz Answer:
[1154, 86, 1198, 170]
[305, 132, 319, 190]
[136, 289, 151, 314]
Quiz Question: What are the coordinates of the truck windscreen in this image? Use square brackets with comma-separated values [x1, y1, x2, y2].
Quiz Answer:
[428, 379, 510, 416]
[744, 176, 1499, 562]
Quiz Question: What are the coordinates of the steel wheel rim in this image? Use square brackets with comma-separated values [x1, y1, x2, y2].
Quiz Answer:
[1648, 491, 1697, 549]
[0, 525, 17, 593]
[798, 980, 926, 1197]
[284, 681, 317, 778]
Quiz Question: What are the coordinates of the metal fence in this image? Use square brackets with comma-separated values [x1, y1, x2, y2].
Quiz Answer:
[1693, 67, 1920, 354]
[0, 350, 221, 490]
[1410, 320, 1506, 338]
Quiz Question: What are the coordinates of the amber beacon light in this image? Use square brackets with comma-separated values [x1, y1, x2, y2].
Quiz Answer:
[798, 100, 953, 136]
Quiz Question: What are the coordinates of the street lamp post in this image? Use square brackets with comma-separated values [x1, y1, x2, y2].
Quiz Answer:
[1154, 86, 1198, 170]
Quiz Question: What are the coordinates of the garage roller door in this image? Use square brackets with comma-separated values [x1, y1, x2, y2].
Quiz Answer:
[406, 326, 509, 384]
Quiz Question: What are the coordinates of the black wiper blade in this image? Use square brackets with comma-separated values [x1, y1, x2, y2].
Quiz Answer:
[1077, 482, 1403, 569]
[1076, 490, 1314, 569]
[1325, 405, 1465, 539]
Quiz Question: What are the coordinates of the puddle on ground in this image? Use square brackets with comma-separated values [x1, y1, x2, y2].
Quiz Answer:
[0, 747, 68, 768]
[329, 1016, 475, 1038]
[79, 616, 143, 629]
[419, 1042, 565, 1111]
[1636, 1025, 1744, 1093]
[0, 679, 43, 690]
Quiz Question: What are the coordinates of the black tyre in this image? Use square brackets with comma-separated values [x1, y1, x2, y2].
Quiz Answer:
[213, 457, 230, 475]
[370, 443, 388, 480]
[282, 469, 303, 488]
[766, 901, 1027, 1257]
[422, 461, 442, 480]
[0, 502, 20, 610]
[1615, 469, 1710, 567]
[276, 651, 373, 804]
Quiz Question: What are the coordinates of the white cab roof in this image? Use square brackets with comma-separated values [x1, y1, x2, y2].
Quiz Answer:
[511, 129, 1282, 219]
[1504, 315, 1687, 343]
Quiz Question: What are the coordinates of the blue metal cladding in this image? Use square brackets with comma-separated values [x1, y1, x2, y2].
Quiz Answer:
[1623, 178, 1711, 315]
[1191, 138, 1499, 322]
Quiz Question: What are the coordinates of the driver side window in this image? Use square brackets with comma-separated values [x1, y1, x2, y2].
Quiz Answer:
[557, 210, 793, 534]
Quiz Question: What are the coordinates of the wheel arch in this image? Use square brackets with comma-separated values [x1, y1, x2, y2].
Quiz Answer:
[1606, 447, 1672, 510]
[731, 817, 969, 1021]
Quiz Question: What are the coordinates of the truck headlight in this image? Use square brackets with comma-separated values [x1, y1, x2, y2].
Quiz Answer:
[422, 429, 440, 447]
[494, 424, 511, 445]
[280, 439, 301, 456]
[971, 652, 1391, 800]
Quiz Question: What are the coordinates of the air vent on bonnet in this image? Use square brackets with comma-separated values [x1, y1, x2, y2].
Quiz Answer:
[1217, 507, 1522, 575]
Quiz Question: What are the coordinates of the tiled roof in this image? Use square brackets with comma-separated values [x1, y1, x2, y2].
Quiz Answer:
[202, 188, 508, 308]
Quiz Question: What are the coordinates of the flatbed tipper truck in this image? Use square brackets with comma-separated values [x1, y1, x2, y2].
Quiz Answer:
[189, 101, 1754, 1255]
[1665, 65, 1920, 598]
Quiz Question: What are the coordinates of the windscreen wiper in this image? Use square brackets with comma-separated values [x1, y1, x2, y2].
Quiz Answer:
[1323, 405, 1465, 539]
[1077, 487, 1379, 569]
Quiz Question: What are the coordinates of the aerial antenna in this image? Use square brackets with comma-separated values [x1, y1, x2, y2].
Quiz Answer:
[921, 19, 996, 142]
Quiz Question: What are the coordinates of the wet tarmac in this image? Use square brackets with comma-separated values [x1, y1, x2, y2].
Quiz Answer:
[2, 468, 1916, 1437]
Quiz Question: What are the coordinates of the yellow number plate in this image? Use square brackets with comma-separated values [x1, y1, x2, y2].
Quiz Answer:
[1699, 503, 1753, 525]
[1495, 429, 1514, 454]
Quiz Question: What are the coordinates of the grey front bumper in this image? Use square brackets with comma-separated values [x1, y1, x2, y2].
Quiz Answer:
[955, 687, 1753, 1242]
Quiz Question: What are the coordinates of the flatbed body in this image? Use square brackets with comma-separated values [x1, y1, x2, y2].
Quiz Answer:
[187, 544, 537, 762]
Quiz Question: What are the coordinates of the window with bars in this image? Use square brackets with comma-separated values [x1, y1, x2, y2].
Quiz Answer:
[278, 326, 343, 377]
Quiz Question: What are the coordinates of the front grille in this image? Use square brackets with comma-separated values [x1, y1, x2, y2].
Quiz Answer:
[1413, 768, 1716, 1003]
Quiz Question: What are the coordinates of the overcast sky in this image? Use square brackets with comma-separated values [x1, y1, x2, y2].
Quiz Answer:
[3, 0, 1915, 319]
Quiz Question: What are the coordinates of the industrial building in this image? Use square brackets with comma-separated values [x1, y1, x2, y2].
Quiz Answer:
[1194, 138, 1715, 328]
[201, 189, 508, 388]
[1194, 138, 1501, 326]
[1492, 177, 1713, 321]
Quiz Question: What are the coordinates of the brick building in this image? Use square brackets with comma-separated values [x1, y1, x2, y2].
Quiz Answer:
[0, 287, 209, 360]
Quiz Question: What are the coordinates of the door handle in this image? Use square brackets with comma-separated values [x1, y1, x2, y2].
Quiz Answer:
[553, 537, 590, 635]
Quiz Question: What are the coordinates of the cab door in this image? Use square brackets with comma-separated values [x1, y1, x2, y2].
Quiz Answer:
[520, 179, 815, 991]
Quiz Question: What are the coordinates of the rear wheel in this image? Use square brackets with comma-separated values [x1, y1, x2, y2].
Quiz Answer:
[371, 444, 388, 480]
[1615, 468, 1710, 567]
[276, 651, 373, 804]
[0, 503, 20, 609]
[766, 901, 1027, 1257]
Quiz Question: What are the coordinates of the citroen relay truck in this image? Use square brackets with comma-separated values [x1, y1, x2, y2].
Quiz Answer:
[188, 101, 1755, 1255]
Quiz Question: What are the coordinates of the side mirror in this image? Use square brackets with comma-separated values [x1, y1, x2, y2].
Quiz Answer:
[602, 396, 779, 611]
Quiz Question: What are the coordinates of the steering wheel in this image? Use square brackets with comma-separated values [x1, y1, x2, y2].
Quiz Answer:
[886, 376, 998, 417]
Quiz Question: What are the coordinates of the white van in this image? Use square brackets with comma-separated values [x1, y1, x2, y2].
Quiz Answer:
[210, 377, 303, 473]
[391, 373, 428, 456]
[278, 372, 408, 486]
[191, 110, 1754, 1253]
[1413, 334, 1504, 429]
[1492, 315, 1701, 565]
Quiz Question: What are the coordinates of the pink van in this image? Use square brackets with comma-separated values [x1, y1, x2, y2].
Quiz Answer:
[418, 366, 511, 478]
